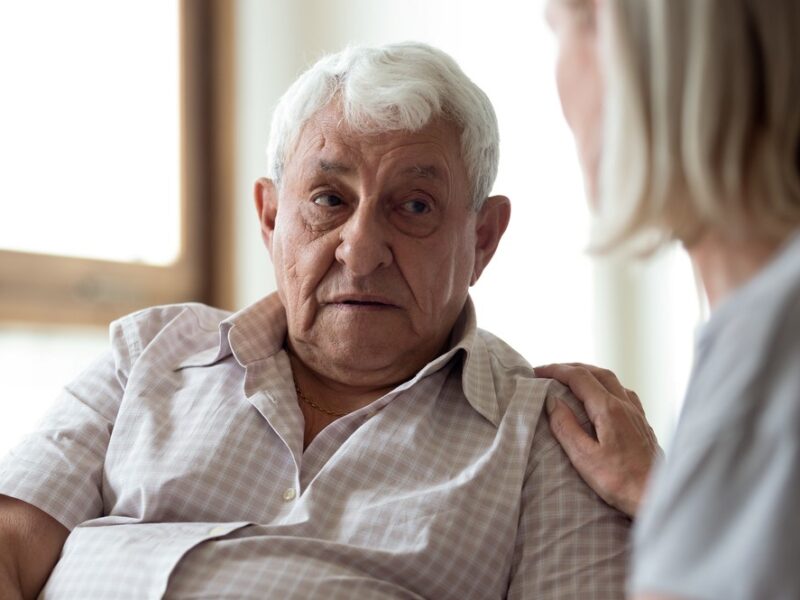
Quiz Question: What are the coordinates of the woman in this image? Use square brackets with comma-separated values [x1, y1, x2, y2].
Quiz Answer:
[541, 0, 800, 598]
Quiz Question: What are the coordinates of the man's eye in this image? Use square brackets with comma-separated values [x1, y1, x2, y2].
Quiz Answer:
[400, 199, 431, 214]
[313, 194, 343, 207]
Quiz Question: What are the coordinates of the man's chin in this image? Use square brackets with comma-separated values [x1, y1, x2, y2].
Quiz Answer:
[290, 313, 446, 388]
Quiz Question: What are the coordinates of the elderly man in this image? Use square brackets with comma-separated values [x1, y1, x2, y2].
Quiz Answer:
[0, 43, 628, 599]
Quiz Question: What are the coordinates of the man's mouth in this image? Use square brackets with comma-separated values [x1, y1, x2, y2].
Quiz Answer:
[328, 295, 399, 309]
[342, 300, 387, 306]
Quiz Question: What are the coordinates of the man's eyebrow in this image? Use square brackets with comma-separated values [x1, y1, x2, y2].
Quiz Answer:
[403, 164, 441, 180]
[313, 161, 442, 179]
[317, 159, 352, 174]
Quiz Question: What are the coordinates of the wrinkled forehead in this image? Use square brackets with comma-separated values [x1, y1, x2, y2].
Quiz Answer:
[284, 103, 469, 185]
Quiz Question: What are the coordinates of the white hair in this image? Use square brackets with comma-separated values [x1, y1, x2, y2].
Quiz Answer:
[266, 42, 500, 210]
[595, 0, 800, 253]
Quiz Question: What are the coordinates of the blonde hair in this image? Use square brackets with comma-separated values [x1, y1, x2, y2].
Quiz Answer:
[594, 0, 800, 253]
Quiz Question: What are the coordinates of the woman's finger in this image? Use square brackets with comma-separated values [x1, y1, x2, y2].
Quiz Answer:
[535, 363, 614, 423]
[563, 362, 630, 403]
[547, 397, 599, 473]
[625, 388, 646, 414]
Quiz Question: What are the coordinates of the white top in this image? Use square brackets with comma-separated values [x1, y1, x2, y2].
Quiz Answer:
[631, 233, 800, 599]
[0, 293, 629, 599]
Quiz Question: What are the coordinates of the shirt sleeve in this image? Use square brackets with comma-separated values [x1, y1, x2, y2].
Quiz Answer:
[507, 384, 631, 600]
[0, 323, 132, 530]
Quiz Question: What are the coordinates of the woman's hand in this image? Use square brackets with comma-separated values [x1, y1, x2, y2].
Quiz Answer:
[534, 363, 663, 518]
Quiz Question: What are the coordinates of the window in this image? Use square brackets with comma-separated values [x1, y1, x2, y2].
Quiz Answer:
[0, 0, 235, 325]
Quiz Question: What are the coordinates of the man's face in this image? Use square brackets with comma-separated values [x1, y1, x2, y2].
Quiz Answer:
[256, 103, 509, 388]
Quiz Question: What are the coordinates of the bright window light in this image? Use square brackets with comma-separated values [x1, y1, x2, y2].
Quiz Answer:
[0, 0, 180, 265]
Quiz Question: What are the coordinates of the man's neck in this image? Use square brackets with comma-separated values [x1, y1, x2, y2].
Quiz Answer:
[287, 350, 397, 417]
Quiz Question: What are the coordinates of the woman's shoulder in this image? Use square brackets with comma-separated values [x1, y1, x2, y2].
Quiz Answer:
[680, 236, 800, 443]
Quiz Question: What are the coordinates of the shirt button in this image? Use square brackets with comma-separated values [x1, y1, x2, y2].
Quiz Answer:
[208, 526, 228, 536]
[283, 487, 297, 502]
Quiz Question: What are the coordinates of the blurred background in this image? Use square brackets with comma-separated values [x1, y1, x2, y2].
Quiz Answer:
[0, 0, 701, 457]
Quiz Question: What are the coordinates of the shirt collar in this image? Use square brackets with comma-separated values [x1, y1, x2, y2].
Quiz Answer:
[177, 292, 500, 427]
[175, 293, 286, 369]
[408, 299, 500, 426]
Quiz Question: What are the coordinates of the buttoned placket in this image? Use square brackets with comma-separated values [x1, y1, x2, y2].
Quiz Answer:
[242, 346, 460, 510]
[242, 355, 304, 512]
[297, 396, 392, 491]
[296, 364, 456, 494]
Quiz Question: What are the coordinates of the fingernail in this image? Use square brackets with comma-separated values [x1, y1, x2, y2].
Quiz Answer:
[546, 395, 559, 415]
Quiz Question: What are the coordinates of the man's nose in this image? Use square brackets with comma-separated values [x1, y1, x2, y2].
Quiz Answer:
[334, 204, 393, 276]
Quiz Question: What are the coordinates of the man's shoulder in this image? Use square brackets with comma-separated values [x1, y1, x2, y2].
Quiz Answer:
[474, 328, 534, 381]
[109, 302, 231, 359]
[473, 328, 592, 439]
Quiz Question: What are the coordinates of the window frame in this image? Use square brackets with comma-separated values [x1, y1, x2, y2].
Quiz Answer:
[0, 0, 235, 326]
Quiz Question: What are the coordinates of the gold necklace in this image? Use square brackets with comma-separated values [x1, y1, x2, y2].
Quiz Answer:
[294, 383, 349, 417]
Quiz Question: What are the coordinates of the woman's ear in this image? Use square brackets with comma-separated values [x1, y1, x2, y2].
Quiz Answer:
[471, 195, 511, 285]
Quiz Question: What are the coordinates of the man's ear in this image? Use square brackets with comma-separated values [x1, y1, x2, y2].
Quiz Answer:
[254, 177, 279, 255]
[471, 195, 511, 285]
